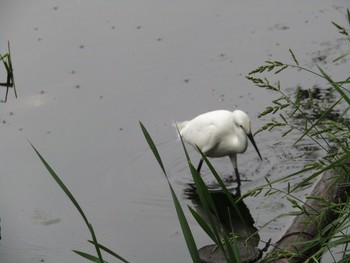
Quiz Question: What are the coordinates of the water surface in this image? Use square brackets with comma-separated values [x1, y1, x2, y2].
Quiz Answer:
[0, 1, 349, 262]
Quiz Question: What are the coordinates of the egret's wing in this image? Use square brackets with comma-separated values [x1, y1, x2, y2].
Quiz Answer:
[181, 122, 218, 155]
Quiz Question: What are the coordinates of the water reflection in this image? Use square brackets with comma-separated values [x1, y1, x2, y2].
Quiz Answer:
[184, 184, 268, 262]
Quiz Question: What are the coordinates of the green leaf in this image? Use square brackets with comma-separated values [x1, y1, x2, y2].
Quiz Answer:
[289, 49, 299, 66]
[197, 148, 247, 235]
[88, 223, 104, 262]
[188, 206, 217, 242]
[188, 160, 224, 249]
[331, 21, 349, 36]
[140, 122, 201, 263]
[168, 181, 201, 263]
[0, 53, 8, 61]
[317, 65, 350, 106]
[29, 141, 104, 263]
[177, 133, 235, 260]
[88, 240, 130, 263]
[30, 142, 89, 226]
[73, 250, 106, 263]
[332, 51, 350, 63]
[282, 127, 294, 137]
[292, 151, 350, 192]
[292, 98, 342, 148]
[275, 65, 288, 74]
[140, 121, 166, 175]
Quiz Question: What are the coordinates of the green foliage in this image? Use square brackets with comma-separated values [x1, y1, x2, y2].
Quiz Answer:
[245, 8, 350, 262]
[140, 122, 202, 263]
[30, 142, 129, 263]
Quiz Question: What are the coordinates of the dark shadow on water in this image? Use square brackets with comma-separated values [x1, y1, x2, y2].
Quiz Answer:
[184, 183, 269, 262]
[290, 85, 345, 122]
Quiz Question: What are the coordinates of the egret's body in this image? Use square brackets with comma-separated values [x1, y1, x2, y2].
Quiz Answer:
[176, 110, 262, 185]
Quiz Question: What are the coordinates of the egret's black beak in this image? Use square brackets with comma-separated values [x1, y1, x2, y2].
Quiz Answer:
[247, 133, 262, 161]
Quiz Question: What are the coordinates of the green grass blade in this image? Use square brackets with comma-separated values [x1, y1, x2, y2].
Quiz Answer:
[140, 121, 166, 175]
[7, 41, 16, 98]
[72, 250, 106, 263]
[317, 65, 350, 105]
[174, 123, 193, 166]
[7, 41, 13, 72]
[2, 59, 10, 73]
[176, 124, 234, 259]
[292, 151, 350, 192]
[168, 182, 201, 263]
[140, 122, 201, 263]
[30, 142, 89, 225]
[188, 206, 217, 241]
[191, 170, 228, 258]
[193, 170, 239, 262]
[0, 53, 8, 61]
[176, 126, 243, 261]
[190, 162, 219, 220]
[198, 149, 246, 225]
[178, 137, 229, 258]
[175, 128, 222, 225]
[333, 51, 350, 63]
[88, 223, 104, 262]
[88, 240, 130, 263]
[195, 153, 240, 262]
[289, 49, 299, 66]
[222, 231, 240, 263]
[29, 141, 104, 263]
[292, 97, 342, 148]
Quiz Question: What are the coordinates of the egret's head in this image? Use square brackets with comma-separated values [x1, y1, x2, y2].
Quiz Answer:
[232, 110, 251, 134]
[232, 109, 262, 161]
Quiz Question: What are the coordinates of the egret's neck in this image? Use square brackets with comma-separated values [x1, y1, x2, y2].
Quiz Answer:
[232, 125, 248, 153]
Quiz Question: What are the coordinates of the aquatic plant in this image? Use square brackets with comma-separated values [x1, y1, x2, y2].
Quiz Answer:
[245, 8, 350, 262]
[30, 142, 130, 263]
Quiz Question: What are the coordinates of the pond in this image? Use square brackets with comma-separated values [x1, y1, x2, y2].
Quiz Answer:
[0, 1, 349, 262]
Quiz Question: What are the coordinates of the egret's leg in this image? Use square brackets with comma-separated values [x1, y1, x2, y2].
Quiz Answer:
[197, 159, 204, 173]
[229, 154, 241, 185]
[4, 85, 9, 102]
[235, 167, 241, 186]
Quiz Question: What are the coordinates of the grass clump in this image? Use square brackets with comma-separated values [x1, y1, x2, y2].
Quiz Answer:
[245, 9, 350, 262]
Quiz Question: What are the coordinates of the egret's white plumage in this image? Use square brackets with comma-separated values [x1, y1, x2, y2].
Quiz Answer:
[176, 110, 262, 185]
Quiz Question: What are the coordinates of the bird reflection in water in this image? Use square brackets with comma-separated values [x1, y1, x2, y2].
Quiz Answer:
[184, 183, 270, 263]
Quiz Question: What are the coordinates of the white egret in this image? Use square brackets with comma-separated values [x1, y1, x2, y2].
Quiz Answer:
[176, 110, 262, 185]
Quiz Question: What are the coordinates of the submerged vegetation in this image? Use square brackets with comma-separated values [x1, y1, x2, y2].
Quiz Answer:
[2, 7, 350, 263]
